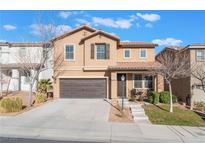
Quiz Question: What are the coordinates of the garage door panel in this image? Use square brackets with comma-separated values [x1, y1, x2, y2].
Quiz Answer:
[60, 78, 107, 98]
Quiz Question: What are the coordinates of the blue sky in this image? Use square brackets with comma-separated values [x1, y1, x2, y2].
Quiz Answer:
[0, 10, 205, 52]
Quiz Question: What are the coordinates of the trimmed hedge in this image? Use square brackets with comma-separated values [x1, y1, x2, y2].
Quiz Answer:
[148, 91, 159, 104]
[0, 97, 23, 113]
[35, 93, 47, 104]
[159, 91, 177, 104]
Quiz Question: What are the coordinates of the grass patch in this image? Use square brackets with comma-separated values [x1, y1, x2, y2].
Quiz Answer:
[143, 104, 205, 127]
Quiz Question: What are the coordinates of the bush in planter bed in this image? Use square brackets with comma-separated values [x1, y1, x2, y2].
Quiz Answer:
[159, 91, 177, 104]
[35, 93, 47, 104]
[148, 91, 159, 104]
[0, 97, 23, 113]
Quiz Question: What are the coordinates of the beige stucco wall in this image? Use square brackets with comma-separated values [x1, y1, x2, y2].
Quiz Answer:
[53, 29, 93, 68]
[84, 35, 118, 67]
[53, 27, 159, 99]
[117, 48, 155, 62]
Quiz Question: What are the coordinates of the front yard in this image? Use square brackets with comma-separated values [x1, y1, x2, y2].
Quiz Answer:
[143, 104, 205, 127]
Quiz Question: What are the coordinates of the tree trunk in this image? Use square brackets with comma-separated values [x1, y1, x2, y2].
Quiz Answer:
[168, 82, 173, 113]
[28, 83, 33, 107]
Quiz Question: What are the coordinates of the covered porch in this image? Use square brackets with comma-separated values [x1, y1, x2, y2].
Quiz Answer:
[109, 62, 164, 100]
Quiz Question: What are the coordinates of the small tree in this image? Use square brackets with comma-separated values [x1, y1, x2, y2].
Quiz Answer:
[156, 49, 190, 112]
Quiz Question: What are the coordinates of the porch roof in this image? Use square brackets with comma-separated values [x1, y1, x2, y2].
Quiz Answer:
[0, 63, 41, 69]
[108, 62, 162, 71]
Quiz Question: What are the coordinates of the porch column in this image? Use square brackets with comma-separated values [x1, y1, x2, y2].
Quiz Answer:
[110, 71, 117, 99]
[11, 69, 20, 91]
[154, 75, 157, 91]
[156, 74, 164, 92]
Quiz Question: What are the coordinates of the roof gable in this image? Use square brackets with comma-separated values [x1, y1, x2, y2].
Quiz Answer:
[80, 30, 120, 43]
[51, 25, 96, 42]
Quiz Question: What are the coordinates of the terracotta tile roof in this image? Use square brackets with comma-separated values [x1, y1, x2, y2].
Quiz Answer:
[0, 42, 44, 47]
[51, 25, 96, 42]
[191, 43, 205, 46]
[109, 62, 162, 70]
[119, 42, 158, 48]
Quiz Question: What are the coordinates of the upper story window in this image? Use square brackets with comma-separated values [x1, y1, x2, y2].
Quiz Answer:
[19, 47, 26, 57]
[65, 44, 75, 60]
[96, 44, 106, 60]
[124, 49, 130, 59]
[140, 49, 147, 59]
[196, 50, 204, 61]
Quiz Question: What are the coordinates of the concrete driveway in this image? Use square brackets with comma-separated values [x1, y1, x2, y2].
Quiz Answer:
[0, 99, 110, 127]
[1, 99, 205, 142]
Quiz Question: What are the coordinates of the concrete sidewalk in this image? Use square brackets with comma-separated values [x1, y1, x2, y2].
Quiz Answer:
[1, 122, 205, 142]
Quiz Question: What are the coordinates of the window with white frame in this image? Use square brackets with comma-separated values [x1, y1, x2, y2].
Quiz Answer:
[196, 50, 204, 61]
[124, 49, 130, 59]
[140, 49, 146, 58]
[96, 44, 106, 59]
[65, 44, 75, 60]
[19, 47, 26, 57]
[144, 75, 153, 89]
[134, 75, 142, 88]
[134, 75, 153, 89]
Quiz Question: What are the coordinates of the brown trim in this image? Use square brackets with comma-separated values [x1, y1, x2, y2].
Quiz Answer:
[0, 42, 44, 47]
[81, 30, 120, 43]
[51, 25, 96, 42]
[91, 44, 95, 59]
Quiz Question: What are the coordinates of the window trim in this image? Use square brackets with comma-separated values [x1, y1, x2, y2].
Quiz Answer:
[195, 50, 204, 62]
[139, 49, 147, 59]
[19, 47, 26, 58]
[133, 74, 153, 89]
[124, 49, 131, 59]
[64, 43, 75, 61]
[95, 43, 107, 60]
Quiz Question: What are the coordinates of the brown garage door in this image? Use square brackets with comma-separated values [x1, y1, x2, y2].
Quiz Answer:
[60, 78, 107, 98]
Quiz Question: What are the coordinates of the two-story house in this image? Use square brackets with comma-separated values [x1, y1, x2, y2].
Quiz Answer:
[0, 42, 53, 92]
[52, 25, 164, 100]
[158, 44, 205, 104]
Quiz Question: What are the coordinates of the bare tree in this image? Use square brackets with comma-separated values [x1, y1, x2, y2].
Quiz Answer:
[156, 49, 190, 112]
[191, 62, 205, 93]
[15, 42, 53, 106]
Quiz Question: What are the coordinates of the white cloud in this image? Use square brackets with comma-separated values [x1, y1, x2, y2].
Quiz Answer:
[92, 17, 133, 29]
[0, 39, 6, 42]
[137, 13, 160, 22]
[121, 40, 130, 42]
[145, 23, 153, 28]
[136, 23, 141, 28]
[76, 18, 91, 25]
[3, 25, 16, 31]
[55, 25, 72, 36]
[59, 11, 72, 19]
[59, 11, 85, 19]
[152, 38, 183, 46]
[30, 24, 71, 37]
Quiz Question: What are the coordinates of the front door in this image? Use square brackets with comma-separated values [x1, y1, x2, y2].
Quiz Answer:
[117, 74, 126, 97]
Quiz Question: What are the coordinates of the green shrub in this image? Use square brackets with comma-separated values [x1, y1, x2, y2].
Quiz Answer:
[159, 91, 177, 104]
[35, 93, 47, 104]
[0, 97, 23, 113]
[194, 102, 205, 112]
[37, 79, 53, 94]
[148, 91, 159, 104]
[172, 95, 177, 103]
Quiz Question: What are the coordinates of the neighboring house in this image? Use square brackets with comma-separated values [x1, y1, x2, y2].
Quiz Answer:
[0, 42, 53, 92]
[52, 25, 164, 99]
[157, 44, 205, 104]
